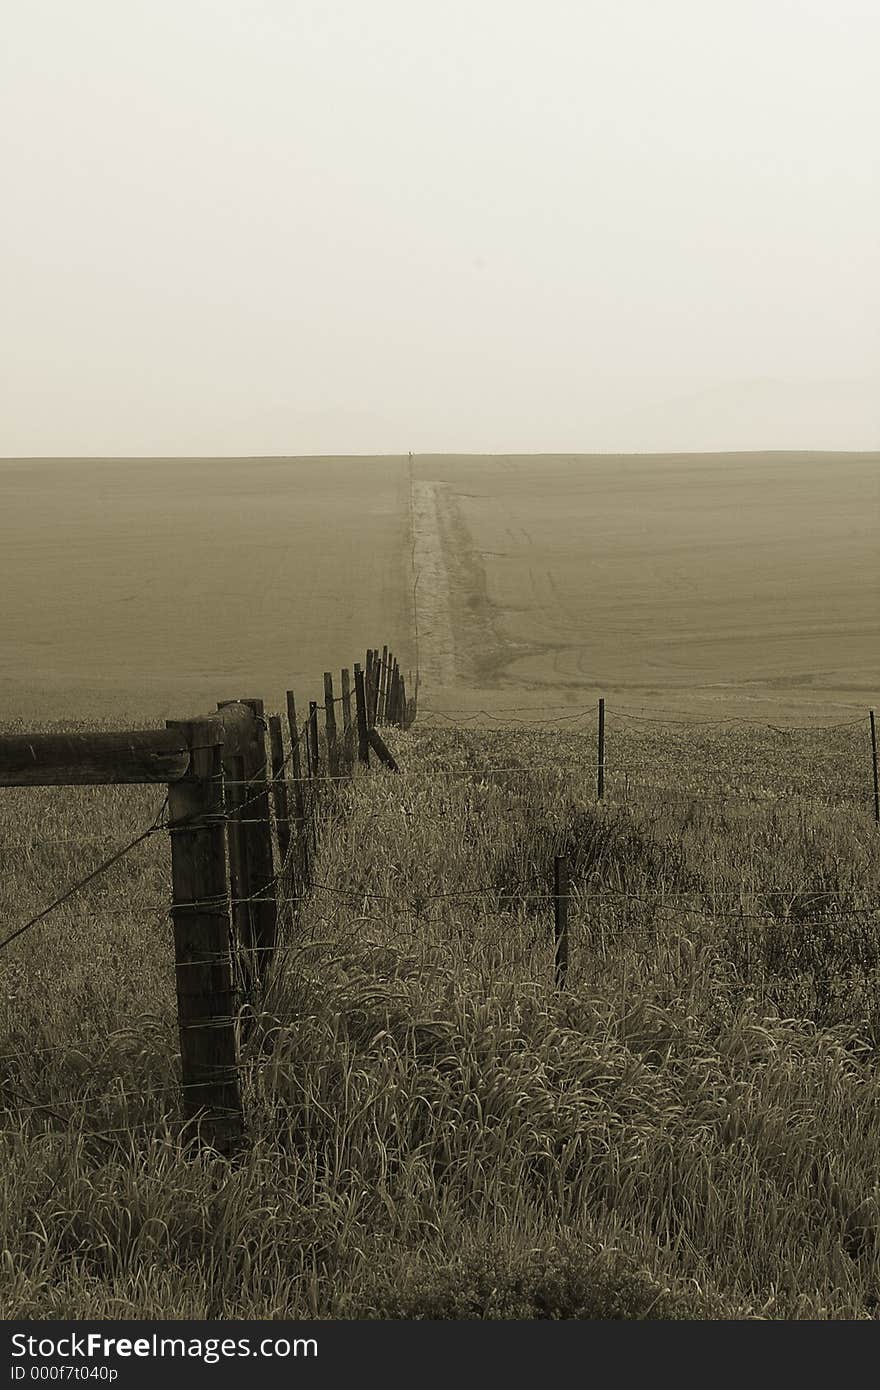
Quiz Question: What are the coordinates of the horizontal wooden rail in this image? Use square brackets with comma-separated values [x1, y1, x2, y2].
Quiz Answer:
[0, 702, 259, 787]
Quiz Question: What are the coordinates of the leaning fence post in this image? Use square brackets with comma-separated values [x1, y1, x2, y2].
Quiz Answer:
[871, 709, 879, 826]
[324, 672, 340, 780]
[597, 697, 605, 801]
[268, 714, 291, 865]
[367, 726, 400, 772]
[554, 855, 569, 990]
[166, 717, 243, 1153]
[354, 663, 370, 766]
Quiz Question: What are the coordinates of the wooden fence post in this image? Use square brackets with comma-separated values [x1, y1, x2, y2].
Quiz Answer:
[340, 667, 354, 771]
[268, 714, 291, 865]
[365, 650, 376, 727]
[388, 659, 399, 725]
[398, 673, 407, 729]
[354, 664, 370, 766]
[219, 745, 253, 998]
[324, 672, 340, 779]
[308, 701, 319, 777]
[554, 855, 569, 990]
[166, 717, 243, 1153]
[871, 709, 879, 826]
[597, 697, 605, 801]
[230, 699, 277, 977]
[378, 645, 389, 724]
[285, 690, 309, 888]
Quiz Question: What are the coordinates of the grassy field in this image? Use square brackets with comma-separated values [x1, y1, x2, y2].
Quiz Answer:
[1, 452, 879, 1319]
[1, 712, 879, 1319]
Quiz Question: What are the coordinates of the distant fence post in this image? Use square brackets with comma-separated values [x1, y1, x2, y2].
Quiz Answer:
[340, 667, 354, 770]
[285, 690, 310, 887]
[324, 672, 340, 779]
[267, 714, 291, 865]
[398, 672, 407, 729]
[378, 645, 389, 724]
[354, 664, 370, 767]
[871, 709, 879, 826]
[166, 717, 243, 1153]
[365, 650, 378, 727]
[554, 855, 569, 991]
[597, 698, 605, 801]
[308, 701, 319, 777]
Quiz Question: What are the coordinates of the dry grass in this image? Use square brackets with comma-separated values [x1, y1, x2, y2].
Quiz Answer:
[1, 716, 879, 1318]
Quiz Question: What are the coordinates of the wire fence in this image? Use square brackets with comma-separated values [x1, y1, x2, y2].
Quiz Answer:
[1, 674, 878, 1149]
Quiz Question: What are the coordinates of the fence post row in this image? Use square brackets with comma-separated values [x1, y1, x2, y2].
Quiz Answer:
[166, 717, 244, 1154]
[597, 697, 606, 801]
[0, 644, 415, 1154]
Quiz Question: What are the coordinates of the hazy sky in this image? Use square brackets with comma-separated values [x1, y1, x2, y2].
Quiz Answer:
[3, 0, 878, 455]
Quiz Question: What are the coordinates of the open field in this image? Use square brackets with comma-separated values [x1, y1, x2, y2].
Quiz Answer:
[411, 452, 880, 721]
[0, 456, 412, 721]
[1, 451, 877, 724]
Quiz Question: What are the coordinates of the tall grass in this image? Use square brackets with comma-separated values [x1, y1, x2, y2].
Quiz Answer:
[1, 717, 878, 1318]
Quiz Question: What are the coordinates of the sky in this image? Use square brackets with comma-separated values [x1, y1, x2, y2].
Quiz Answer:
[2, 0, 878, 455]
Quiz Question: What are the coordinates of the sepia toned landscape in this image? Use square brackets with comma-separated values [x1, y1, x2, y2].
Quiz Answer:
[4, 0, 880, 1343]
[1, 450, 879, 1320]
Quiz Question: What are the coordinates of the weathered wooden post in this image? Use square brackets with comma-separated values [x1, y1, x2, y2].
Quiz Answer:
[369, 650, 381, 727]
[267, 714, 291, 864]
[166, 717, 244, 1153]
[340, 667, 354, 771]
[387, 659, 398, 725]
[554, 855, 569, 991]
[220, 699, 277, 979]
[354, 663, 370, 766]
[378, 645, 389, 724]
[324, 672, 340, 779]
[871, 709, 879, 826]
[365, 650, 376, 727]
[308, 701, 319, 777]
[285, 689, 309, 887]
[597, 697, 606, 801]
